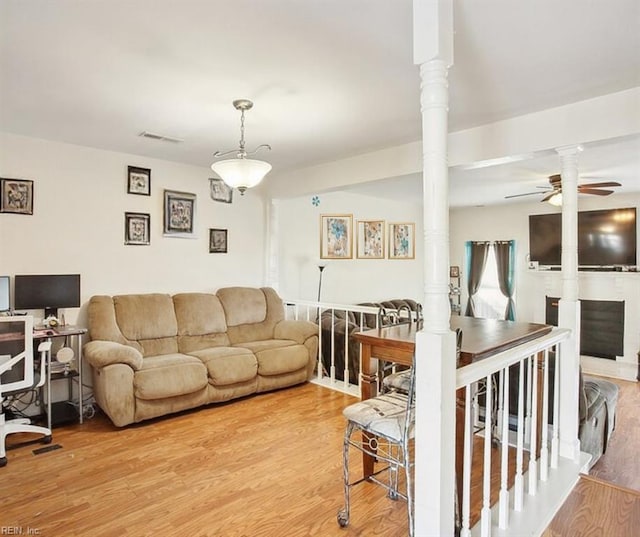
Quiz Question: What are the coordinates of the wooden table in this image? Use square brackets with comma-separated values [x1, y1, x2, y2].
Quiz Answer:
[353, 316, 553, 503]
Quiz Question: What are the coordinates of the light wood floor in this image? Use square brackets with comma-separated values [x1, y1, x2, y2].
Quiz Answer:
[1, 378, 638, 536]
[2, 384, 409, 537]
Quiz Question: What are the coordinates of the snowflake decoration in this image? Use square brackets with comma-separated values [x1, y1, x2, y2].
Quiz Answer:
[312, 196, 320, 207]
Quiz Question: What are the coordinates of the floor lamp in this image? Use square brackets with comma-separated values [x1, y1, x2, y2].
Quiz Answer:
[317, 263, 327, 302]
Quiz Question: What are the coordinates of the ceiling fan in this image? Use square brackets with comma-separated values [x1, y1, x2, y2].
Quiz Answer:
[505, 174, 621, 204]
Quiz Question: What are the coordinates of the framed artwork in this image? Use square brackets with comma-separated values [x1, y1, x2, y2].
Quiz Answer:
[388, 222, 415, 259]
[356, 220, 385, 259]
[124, 212, 150, 245]
[0, 178, 33, 215]
[450, 265, 460, 278]
[320, 214, 353, 259]
[164, 189, 196, 237]
[127, 166, 151, 196]
[209, 178, 233, 203]
[209, 228, 228, 253]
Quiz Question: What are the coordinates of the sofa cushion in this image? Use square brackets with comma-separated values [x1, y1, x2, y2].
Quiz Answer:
[217, 287, 267, 326]
[189, 347, 257, 386]
[217, 287, 286, 344]
[173, 293, 231, 352]
[114, 294, 179, 356]
[134, 353, 207, 400]
[238, 340, 309, 376]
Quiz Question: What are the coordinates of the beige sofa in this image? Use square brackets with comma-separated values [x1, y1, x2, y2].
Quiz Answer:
[84, 287, 318, 426]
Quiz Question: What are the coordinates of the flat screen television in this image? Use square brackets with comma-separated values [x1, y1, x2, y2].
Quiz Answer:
[0, 276, 9, 312]
[529, 208, 637, 267]
[14, 274, 81, 318]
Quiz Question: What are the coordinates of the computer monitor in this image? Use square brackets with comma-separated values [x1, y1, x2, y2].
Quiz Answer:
[0, 276, 9, 312]
[14, 274, 81, 318]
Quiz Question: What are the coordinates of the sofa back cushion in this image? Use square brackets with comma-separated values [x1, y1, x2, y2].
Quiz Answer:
[173, 293, 231, 352]
[217, 287, 285, 344]
[113, 294, 179, 357]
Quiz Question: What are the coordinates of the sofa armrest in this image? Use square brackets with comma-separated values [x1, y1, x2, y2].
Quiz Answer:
[274, 319, 318, 345]
[84, 340, 144, 370]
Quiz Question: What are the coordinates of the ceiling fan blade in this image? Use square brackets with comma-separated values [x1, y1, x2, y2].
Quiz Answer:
[504, 191, 543, 199]
[579, 181, 621, 188]
[579, 188, 614, 196]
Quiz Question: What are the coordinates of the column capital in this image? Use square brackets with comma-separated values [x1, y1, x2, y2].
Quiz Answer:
[555, 145, 583, 157]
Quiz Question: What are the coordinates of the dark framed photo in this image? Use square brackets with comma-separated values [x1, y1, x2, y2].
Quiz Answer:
[450, 265, 460, 278]
[209, 178, 233, 203]
[0, 178, 34, 215]
[164, 190, 196, 237]
[127, 166, 151, 196]
[125, 212, 150, 245]
[209, 228, 228, 253]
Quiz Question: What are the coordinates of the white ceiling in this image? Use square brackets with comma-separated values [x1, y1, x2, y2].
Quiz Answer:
[1, 1, 639, 205]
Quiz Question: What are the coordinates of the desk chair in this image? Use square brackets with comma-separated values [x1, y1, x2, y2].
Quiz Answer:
[1, 316, 52, 467]
[338, 366, 416, 536]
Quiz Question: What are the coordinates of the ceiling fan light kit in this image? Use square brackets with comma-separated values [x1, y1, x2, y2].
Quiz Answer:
[211, 99, 272, 195]
[505, 173, 621, 205]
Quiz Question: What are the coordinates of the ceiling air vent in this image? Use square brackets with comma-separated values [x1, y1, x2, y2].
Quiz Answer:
[139, 131, 184, 143]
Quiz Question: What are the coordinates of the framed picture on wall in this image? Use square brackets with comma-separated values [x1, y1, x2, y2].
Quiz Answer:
[356, 220, 385, 259]
[127, 166, 151, 196]
[388, 222, 415, 259]
[124, 212, 150, 245]
[209, 178, 233, 203]
[0, 178, 33, 215]
[163, 189, 196, 237]
[209, 228, 228, 253]
[320, 214, 353, 259]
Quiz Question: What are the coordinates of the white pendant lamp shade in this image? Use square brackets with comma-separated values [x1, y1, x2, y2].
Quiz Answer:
[211, 158, 272, 193]
[211, 99, 272, 195]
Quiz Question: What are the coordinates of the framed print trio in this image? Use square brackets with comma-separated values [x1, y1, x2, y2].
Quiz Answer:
[388, 222, 415, 259]
[320, 214, 353, 259]
[356, 220, 385, 259]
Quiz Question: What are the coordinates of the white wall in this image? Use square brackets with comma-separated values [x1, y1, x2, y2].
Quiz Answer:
[0, 133, 267, 326]
[276, 191, 424, 304]
[450, 192, 640, 378]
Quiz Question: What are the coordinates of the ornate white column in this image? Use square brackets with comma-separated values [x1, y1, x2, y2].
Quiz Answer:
[556, 145, 582, 462]
[413, 2, 456, 535]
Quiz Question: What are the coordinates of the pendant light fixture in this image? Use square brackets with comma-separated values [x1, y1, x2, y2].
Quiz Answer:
[211, 99, 271, 195]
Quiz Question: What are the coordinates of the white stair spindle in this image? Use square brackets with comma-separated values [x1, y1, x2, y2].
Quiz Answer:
[528, 353, 539, 496]
[551, 343, 561, 468]
[514, 358, 525, 511]
[499, 366, 510, 529]
[460, 384, 473, 537]
[481, 374, 493, 537]
[540, 349, 550, 481]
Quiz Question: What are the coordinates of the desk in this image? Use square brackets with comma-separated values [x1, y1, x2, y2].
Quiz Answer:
[353, 316, 552, 504]
[33, 326, 87, 429]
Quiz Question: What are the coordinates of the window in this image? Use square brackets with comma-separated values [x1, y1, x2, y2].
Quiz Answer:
[465, 240, 516, 320]
[474, 248, 508, 319]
